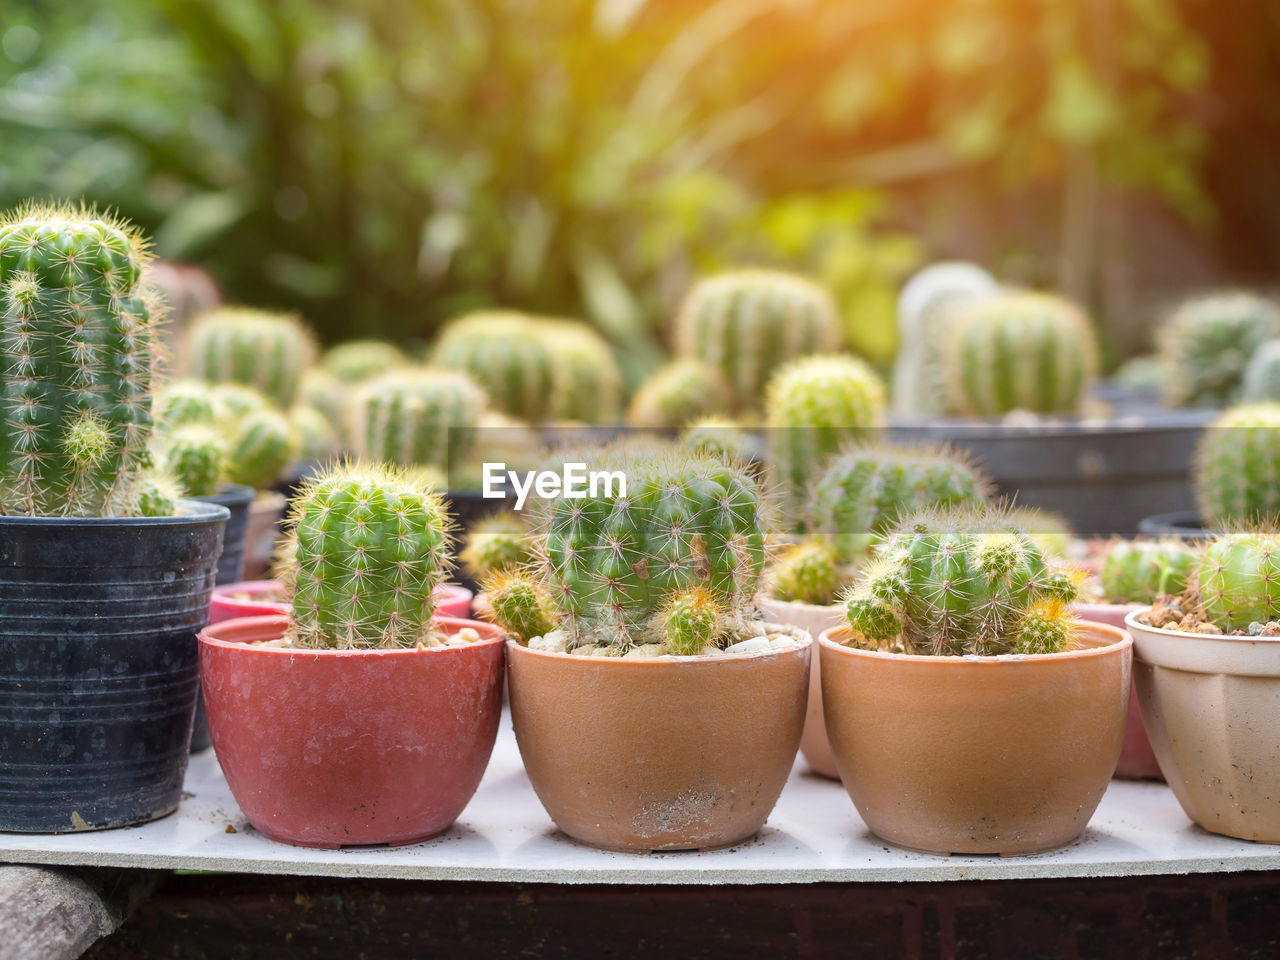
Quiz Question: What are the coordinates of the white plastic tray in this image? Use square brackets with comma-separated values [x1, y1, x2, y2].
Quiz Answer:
[3, 714, 1279, 885]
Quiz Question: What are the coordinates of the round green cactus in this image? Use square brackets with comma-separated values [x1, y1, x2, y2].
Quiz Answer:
[679, 417, 755, 466]
[153, 379, 218, 430]
[0, 205, 160, 517]
[162, 424, 226, 498]
[353, 368, 486, 473]
[461, 514, 533, 581]
[322, 339, 406, 383]
[183, 306, 316, 408]
[299, 368, 347, 429]
[289, 462, 453, 649]
[289, 404, 338, 462]
[223, 408, 299, 491]
[134, 468, 184, 518]
[661, 587, 722, 656]
[809, 443, 989, 562]
[1242, 341, 1280, 404]
[1161, 292, 1280, 409]
[1197, 532, 1280, 632]
[940, 290, 1098, 418]
[1100, 539, 1197, 605]
[764, 355, 886, 522]
[433, 312, 556, 423]
[209, 382, 269, 426]
[767, 540, 841, 606]
[627, 359, 732, 429]
[484, 569, 559, 643]
[841, 504, 1079, 656]
[538, 320, 623, 424]
[1195, 404, 1280, 526]
[673, 269, 842, 413]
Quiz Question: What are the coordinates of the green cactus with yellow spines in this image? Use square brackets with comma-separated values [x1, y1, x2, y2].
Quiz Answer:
[289, 462, 453, 649]
[162, 424, 226, 498]
[661, 587, 723, 656]
[1162, 292, 1280, 409]
[461, 513, 534, 582]
[223, 408, 298, 491]
[183, 307, 316, 408]
[1100, 539, 1197, 605]
[352, 368, 486, 473]
[1194, 404, 1280, 527]
[627, 359, 732, 429]
[322, 339, 406, 383]
[0, 204, 161, 517]
[484, 569, 558, 643]
[767, 539, 842, 606]
[1196, 532, 1280, 632]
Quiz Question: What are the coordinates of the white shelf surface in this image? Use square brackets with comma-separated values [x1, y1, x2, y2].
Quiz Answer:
[4, 715, 1280, 885]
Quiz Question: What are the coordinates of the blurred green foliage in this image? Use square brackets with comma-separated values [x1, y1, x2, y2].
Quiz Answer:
[0, 0, 1223, 374]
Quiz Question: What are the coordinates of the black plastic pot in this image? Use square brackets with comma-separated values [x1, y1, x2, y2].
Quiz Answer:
[0, 499, 228, 833]
[1137, 510, 1213, 541]
[888, 410, 1215, 536]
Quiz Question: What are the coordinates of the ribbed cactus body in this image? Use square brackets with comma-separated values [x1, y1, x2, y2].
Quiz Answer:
[1197, 533, 1280, 632]
[1100, 539, 1196, 605]
[184, 307, 315, 408]
[661, 587, 722, 655]
[628, 359, 732, 428]
[434, 312, 556, 423]
[941, 291, 1097, 417]
[154, 379, 218, 430]
[842, 505, 1078, 656]
[767, 540, 840, 606]
[764, 355, 886, 522]
[322, 339, 406, 383]
[484, 570, 557, 643]
[224, 408, 298, 491]
[680, 417, 755, 466]
[0, 207, 158, 517]
[539, 321, 623, 424]
[461, 514, 532, 581]
[299, 368, 347, 428]
[1162, 292, 1280, 409]
[538, 443, 768, 648]
[290, 464, 452, 649]
[1242, 341, 1280, 403]
[1195, 404, 1280, 526]
[164, 424, 226, 497]
[353, 368, 486, 473]
[809, 444, 988, 561]
[289, 404, 338, 462]
[673, 270, 842, 413]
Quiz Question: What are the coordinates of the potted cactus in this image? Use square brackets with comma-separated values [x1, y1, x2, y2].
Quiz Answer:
[626, 358, 733, 429]
[0, 205, 229, 832]
[1126, 531, 1280, 842]
[181, 306, 316, 409]
[198, 463, 505, 848]
[1075, 539, 1197, 779]
[819, 504, 1131, 855]
[493, 440, 811, 852]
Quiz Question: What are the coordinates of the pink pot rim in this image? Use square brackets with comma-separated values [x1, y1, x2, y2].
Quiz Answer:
[506, 623, 812, 667]
[200, 613, 505, 659]
[210, 580, 474, 603]
[818, 619, 1130, 666]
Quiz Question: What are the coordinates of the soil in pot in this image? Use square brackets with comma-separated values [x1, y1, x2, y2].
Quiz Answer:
[199, 614, 505, 848]
[820, 620, 1131, 856]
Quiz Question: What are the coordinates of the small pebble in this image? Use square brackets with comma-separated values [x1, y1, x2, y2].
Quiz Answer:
[529, 630, 568, 654]
[623, 643, 664, 659]
[724, 636, 772, 654]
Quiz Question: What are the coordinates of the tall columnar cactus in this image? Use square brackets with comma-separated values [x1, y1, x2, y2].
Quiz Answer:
[536, 441, 769, 649]
[538, 321, 623, 424]
[223, 408, 299, 491]
[767, 540, 841, 606]
[433, 312, 556, 423]
[352, 368, 486, 473]
[841, 505, 1079, 656]
[627, 359, 733, 428]
[0, 205, 159, 517]
[1197, 533, 1280, 632]
[1242, 341, 1280, 404]
[1161, 292, 1280, 409]
[1194, 404, 1280, 526]
[162, 424, 226, 497]
[183, 307, 316, 408]
[322, 339, 406, 383]
[809, 443, 989, 562]
[673, 270, 842, 413]
[1100, 539, 1196, 605]
[289, 463, 452, 649]
[764, 355, 886, 522]
[939, 290, 1097, 417]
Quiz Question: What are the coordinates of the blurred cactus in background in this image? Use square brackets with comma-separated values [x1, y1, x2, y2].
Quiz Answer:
[183, 307, 316, 408]
[1160, 293, 1280, 409]
[1242, 341, 1280, 403]
[1194, 403, 1280, 527]
[322, 340, 407, 383]
[627, 359, 732, 429]
[352, 368, 486, 474]
[1100, 539, 1196, 605]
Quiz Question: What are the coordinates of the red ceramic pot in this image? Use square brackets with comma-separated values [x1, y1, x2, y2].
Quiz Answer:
[199, 614, 504, 848]
[209, 581, 473, 624]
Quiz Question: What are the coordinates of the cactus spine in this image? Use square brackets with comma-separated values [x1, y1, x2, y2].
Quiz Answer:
[433, 312, 556, 423]
[484, 570, 558, 643]
[673, 270, 842, 413]
[841, 504, 1079, 656]
[0, 205, 159, 517]
[939, 291, 1097, 417]
[289, 463, 452, 649]
[1242, 341, 1280, 404]
[1162, 292, 1280, 409]
[1100, 539, 1196, 605]
[322, 339, 406, 383]
[1195, 404, 1280, 526]
[628, 359, 732, 428]
[353, 368, 486, 473]
[183, 307, 316, 408]
[767, 540, 841, 606]
[1197, 533, 1280, 632]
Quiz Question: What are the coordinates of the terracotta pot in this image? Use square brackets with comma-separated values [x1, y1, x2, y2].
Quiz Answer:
[1126, 610, 1280, 843]
[199, 614, 505, 848]
[507, 629, 811, 852]
[756, 596, 845, 780]
[242, 491, 287, 580]
[820, 620, 1131, 856]
[208, 580, 473, 624]
[1073, 602, 1163, 780]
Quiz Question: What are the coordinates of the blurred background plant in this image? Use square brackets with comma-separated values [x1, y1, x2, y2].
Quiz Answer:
[2, 0, 1277, 378]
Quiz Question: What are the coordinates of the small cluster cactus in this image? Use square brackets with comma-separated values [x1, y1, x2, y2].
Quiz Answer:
[482, 569, 558, 643]
[1195, 532, 1280, 632]
[322, 339, 407, 383]
[841, 504, 1080, 656]
[461, 514, 533, 582]
[289, 462, 453, 649]
[352, 368, 486, 474]
[767, 540, 842, 606]
[940, 291, 1098, 417]
[660, 587, 722, 656]
[627, 359, 732, 428]
[808, 443, 989, 561]
[1194, 404, 1280, 527]
[764, 355, 886, 521]
[1160, 292, 1280, 409]
[183, 307, 316, 408]
[1242, 341, 1280, 403]
[1100, 539, 1196, 605]
[0, 205, 162, 518]
[672, 270, 842, 413]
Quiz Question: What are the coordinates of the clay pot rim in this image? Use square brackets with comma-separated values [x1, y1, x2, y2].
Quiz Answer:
[818, 619, 1129, 665]
[507, 621, 812, 666]
[1124, 607, 1280, 645]
[200, 613, 505, 659]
